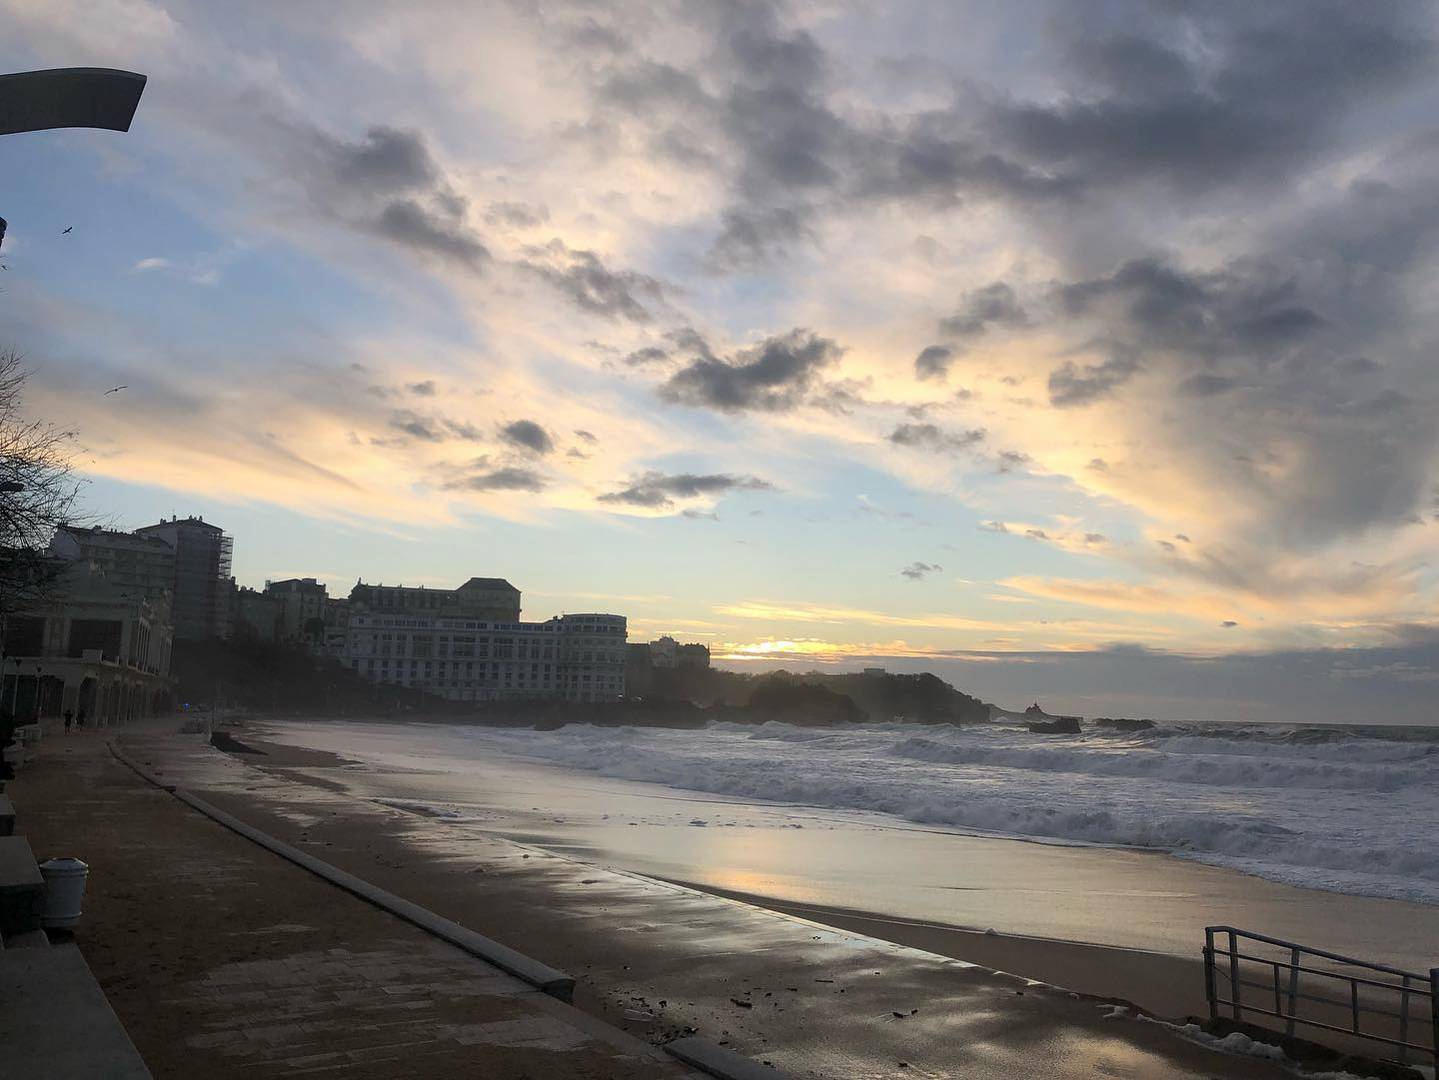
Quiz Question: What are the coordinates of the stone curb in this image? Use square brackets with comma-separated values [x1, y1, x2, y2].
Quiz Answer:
[666, 1037, 786, 1079]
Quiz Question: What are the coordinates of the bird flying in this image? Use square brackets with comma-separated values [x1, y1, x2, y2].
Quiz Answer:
[105, 385, 128, 394]
[61, 226, 72, 234]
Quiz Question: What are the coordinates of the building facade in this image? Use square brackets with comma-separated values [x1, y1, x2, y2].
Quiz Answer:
[133, 516, 232, 640]
[338, 579, 624, 702]
[322, 596, 350, 658]
[49, 526, 177, 609]
[232, 586, 280, 641]
[1, 560, 174, 725]
[264, 577, 328, 643]
[677, 643, 711, 669]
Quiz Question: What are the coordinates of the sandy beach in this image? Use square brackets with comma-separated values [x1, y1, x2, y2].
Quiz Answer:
[248, 716, 1439, 975]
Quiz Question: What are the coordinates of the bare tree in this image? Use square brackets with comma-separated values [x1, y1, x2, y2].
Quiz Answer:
[0, 348, 86, 618]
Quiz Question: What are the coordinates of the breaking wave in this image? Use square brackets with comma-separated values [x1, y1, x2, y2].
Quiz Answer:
[462, 718, 1439, 905]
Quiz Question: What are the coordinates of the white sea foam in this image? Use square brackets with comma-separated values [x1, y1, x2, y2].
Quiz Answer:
[452, 719, 1439, 905]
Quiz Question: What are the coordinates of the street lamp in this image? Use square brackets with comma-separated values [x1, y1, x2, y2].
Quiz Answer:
[0, 68, 147, 137]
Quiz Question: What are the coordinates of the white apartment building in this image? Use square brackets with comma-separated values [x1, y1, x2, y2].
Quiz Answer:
[336, 579, 625, 703]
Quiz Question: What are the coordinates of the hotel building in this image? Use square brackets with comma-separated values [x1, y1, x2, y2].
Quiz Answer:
[337, 578, 626, 703]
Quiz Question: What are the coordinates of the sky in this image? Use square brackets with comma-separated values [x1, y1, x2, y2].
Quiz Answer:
[2, 0, 1439, 723]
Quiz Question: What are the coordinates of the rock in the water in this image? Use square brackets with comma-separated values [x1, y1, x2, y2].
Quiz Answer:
[1028, 716, 1082, 734]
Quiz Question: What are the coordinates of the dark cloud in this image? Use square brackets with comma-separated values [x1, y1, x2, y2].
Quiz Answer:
[985, 5, 1434, 196]
[1025, 529, 1050, 541]
[914, 345, 956, 381]
[574, 429, 598, 444]
[682, 508, 719, 520]
[709, 205, 814, 270]
[939, 282, 1029, 339]
[522, 240, 664, 321]
[597, 471, 773, 509]
[996, 450, 1031, 473]
[659, 329, 842, 413]
[625, 346, 670, 366]
[388, 409, 483, 443]
[499, 419, 554, 455]
[373, 198, 488, 267]
[980, 520, 1009, 533]
[295, 124, 488, 267]
[445, 466, 548, 493]
[887, 423, 985, 454]
[1221, 620, 1239, 628]
[407, 380, 436, 396]
[900, 561, 942, 580]
[1047, 354, 1141, 407]
[1179, 373, 1239, 397]
[592, 8, 1080, 269]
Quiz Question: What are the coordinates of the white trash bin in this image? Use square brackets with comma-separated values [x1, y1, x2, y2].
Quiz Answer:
[38, 857, 89, 928]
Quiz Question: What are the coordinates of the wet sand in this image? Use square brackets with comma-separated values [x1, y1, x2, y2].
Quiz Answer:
[667, 883, 1212, 1021]
[249, 717, 1439, 976]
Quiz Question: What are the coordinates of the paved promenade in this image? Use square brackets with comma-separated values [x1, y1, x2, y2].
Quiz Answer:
[7, 725, 703, 1079]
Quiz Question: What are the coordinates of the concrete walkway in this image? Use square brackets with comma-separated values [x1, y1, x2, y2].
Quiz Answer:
[84, 724, 1325, 1080]
[5, 727, 703, 1079]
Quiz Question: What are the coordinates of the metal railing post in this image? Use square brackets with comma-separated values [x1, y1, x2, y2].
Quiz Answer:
[1229, 929, 1242, 1022]
[1430, 968, 1438, 1065]
[1286, 946, 1300, 1038]
[1397, 975, 1409, 1066]
[1204, 929, 1217, 1024]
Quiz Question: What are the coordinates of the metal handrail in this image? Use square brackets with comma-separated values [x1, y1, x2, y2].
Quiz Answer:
[1204, 926, 1438, 1066]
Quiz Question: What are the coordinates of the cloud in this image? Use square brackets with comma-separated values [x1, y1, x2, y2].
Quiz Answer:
[597, 471, 773, 509]
[983, 4, 1434, 196]
[407, 380, 436, 396]
[914, 344, 956, 381]
[484, 201, 549, 228]
[133, 257, 170, 271]
[717, 600, 1004, 633]
[659, 329, 843, 413]
[938, 281, 1029, 339]
[887, 422, 986, 455]
[900, 561, 942, 580]
[388, 409, 483, 443]
[574, 429, 598, 444]
[522, 240, 664, 321]
[499, 419, 554, 455]
[1221, 620, 1239, 628]
[624, 346, 670, 366]
[445, 466, 547, 493]
[289, 124, 489, 267]
[1047, 354, 1141, 407]
[709, 205, 814, 270]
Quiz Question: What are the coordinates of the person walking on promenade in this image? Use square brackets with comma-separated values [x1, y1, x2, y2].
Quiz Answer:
[76, 708, 86, 731]
[63, 709, 73, 734]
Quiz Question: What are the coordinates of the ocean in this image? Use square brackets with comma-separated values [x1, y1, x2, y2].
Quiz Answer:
[373, 717, 1439, 907]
